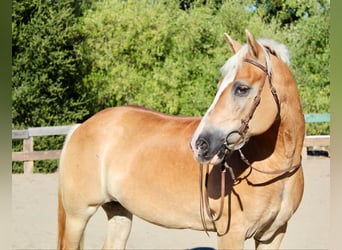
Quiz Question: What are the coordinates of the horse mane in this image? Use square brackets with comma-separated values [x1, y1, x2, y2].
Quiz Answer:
[258, 39, 290, 65]
[220, 38, 290, 78]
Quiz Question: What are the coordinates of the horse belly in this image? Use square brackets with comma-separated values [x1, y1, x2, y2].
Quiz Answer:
[120, 189, 202, 229]
[104, 149, 205, 230]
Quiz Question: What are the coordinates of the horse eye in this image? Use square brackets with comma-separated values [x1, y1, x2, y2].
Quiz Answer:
[233, 83, 250, 97]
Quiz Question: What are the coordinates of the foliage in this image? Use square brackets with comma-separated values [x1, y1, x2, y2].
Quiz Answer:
[284, 1, 330, 134]
[12, 0, 91, 127]
[80, 0, 290, 116]
[12, 0, 330, 173]
[12, 0, 90, 172]
[81, 0, 219, 116]
[255, 0, 325, 26]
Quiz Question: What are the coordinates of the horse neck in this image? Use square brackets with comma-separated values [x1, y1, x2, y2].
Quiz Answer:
[243, 103, 304, 170]
[262, 60, 305, 168]
[277, 113, 304, 163]
[232, 59, 304, 170]
[275, 65, 305, 165]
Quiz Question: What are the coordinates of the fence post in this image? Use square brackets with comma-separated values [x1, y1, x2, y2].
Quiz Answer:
[23, 137, 34, 174]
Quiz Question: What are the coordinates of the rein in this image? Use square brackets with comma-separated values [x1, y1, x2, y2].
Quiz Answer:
[198, 50, 301, 234]
[238, 149, 301, 175]
[199, 163, 226, 226]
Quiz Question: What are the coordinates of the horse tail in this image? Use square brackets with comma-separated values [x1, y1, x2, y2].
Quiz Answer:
[57, 184, 66, 249]
[57, 124, 81, 249]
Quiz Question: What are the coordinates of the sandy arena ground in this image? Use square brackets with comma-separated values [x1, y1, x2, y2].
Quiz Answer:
[12, 157, 329, 250]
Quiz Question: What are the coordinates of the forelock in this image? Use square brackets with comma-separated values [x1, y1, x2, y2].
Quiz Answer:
[220, 38, 290, 78]
[220, 45, 248, 77]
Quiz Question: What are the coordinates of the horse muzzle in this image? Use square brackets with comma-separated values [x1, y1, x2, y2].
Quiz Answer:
[190, 128, 249, 164]
[190, 131, 227, 165]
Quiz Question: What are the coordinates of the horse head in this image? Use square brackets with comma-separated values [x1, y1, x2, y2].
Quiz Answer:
[190, 30, 291, 165]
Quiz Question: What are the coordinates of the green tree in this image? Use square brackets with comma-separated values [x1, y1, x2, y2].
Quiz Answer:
[80, 0, 276, 116]
[12, 0, 91, 172]
[254, 0, 328, 26]
[284, 1, 330, 134]
[80, 0, 221, 116]
[12, 0, 90, 127]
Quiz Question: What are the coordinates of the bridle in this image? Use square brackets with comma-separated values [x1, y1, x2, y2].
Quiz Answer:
[224, 49, 280, 151]
[198, 49, 301, 234]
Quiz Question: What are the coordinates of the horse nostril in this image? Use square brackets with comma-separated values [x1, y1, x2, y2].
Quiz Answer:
[196, 137, 210, 154]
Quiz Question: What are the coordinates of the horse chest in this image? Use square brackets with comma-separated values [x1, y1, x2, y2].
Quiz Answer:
[241, 178, 297, 240]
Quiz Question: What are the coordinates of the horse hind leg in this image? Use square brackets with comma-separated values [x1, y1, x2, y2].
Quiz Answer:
[60, 207, 98, 249]
[58, 187, 99, 250]
[102, 201, 133, 250]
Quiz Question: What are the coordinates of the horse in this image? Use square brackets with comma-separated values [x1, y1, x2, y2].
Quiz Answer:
[58, 30, 305, 250]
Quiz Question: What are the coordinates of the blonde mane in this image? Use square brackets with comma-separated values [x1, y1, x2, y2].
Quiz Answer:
[220, 38, 290, 78]
[258, 38, 290, 65]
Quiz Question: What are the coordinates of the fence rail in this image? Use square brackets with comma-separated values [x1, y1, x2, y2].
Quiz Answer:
[304, 113, 330, 123]
[12, 125, 77, 173]
[12, 113, 330, 174]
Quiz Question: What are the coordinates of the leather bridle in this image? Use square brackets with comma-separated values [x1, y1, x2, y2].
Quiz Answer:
[224, 50, 280, 151]
[198, 49, 301, 234]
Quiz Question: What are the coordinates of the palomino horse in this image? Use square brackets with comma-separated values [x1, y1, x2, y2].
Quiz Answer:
[58, 30, 304, 249]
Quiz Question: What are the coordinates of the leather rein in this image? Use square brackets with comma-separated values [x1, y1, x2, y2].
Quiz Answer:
[198, 51, 301, 233]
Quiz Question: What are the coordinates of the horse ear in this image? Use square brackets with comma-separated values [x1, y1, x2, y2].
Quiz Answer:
[246, 30, 262, 58]
[224, 33, 241, 54]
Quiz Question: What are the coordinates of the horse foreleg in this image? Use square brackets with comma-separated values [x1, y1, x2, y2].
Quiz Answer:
[102, 202, 133, 250]
[217, 231, 245, 250]
[254, 223, 287, 250]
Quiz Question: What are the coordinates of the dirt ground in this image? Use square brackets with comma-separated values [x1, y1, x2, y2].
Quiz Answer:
[12, 157, 329, 250]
